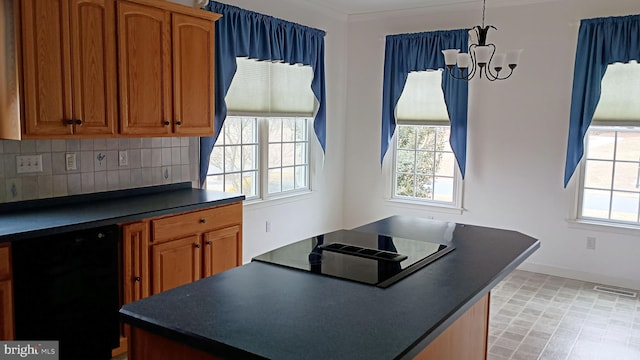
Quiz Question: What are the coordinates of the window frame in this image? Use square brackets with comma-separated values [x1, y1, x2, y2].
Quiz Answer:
[205, 115, 312, 202]
[388, 120, 464, 212]
[576, 124, 640, 227]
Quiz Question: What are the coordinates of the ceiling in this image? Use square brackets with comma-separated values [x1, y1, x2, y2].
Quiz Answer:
[301, 0, 478, 15]
[300, 0, 548, 15]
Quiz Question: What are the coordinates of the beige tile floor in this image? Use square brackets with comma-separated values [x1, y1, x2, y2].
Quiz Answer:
[111, 270, 640, 360]
[488, 270, 640, 360]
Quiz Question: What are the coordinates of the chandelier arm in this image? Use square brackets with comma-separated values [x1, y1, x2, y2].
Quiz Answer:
[484, 43, 499, 81]
[467, 44, 479, 79]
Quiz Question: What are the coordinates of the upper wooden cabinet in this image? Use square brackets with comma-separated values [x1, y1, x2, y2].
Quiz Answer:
[20, 0, 117, 138]
[118, 0, 216, 136]
[0, 0, 219, 140]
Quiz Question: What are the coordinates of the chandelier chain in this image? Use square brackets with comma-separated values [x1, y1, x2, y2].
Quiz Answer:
[481, 0, 486, 27]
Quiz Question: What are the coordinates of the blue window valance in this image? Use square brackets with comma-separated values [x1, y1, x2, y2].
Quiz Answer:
[381, 29, 469, 178]
[200, 1, 327, 186]
[564, 14, 640, 187]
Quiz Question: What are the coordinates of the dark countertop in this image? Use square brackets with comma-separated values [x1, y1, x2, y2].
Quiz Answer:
[0, 182, 245, 243]
[120, 215, 540, 360]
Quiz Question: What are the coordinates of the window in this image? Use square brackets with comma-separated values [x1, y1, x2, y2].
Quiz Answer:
[205, 58, 314, 200]
[392, 70, 461, 206]
[578, 62, 640, 225]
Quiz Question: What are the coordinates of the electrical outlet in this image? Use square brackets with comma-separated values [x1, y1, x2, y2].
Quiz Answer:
[16, 154, 43, 173]
[119, 151, 128, 166]
[65, 153, 77, 171]
[586, 237, 596, 250]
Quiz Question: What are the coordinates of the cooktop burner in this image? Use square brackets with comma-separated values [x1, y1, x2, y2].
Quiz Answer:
[252, 229, 455, 288]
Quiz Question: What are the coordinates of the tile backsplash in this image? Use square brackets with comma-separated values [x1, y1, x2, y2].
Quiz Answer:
[0, 137, 200, 203]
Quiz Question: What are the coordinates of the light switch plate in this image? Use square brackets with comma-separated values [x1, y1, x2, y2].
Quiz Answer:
[119, 150, 128, 166]
[66, 153, 77, 171]
[16, 154, 43, 173]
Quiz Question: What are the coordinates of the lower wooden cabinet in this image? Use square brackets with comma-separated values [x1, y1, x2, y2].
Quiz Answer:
[0, 243, 14, 340]
[203, 225, 242, 278]
[122, 202, 243, 299]
[152, 235, 202, 294]
[116, 202, 242, 356]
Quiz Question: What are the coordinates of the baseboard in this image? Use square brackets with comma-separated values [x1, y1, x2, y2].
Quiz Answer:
[517, 261, 640, 292]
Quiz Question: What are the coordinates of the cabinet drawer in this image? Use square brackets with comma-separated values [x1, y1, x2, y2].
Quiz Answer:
[152, 202, 242, 243]
[0, 244, 10, 279]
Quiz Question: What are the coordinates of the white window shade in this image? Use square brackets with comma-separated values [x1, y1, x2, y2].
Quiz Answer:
[225, 57, 315, 117]
[396, 70, 449, 124]
[592, 61, 640, 125]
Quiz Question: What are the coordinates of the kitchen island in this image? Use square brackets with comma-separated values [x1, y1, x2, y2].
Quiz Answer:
[120, 216, 539, 359]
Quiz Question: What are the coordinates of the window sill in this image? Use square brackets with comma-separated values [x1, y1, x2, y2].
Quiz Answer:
[386, 198, 464, 216]
[567, 218, 640, 236]
[243, 190, 313, 210]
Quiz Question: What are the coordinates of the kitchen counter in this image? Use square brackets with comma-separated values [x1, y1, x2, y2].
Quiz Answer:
[120, 215, 540, 360]
[0, 182, 245, 243]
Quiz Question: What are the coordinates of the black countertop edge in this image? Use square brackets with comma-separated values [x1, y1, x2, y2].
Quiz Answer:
[119, 311, 267, 360]
[4, 196, 245, 244]
[398, 239, 541, 360]
[0, 182, 193, 214]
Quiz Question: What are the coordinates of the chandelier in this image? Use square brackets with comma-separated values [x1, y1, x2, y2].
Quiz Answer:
[442, 0, 522, 81]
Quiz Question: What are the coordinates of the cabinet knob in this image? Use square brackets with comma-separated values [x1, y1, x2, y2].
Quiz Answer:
[175, 120, 182, 126]
[134, 276, 141, 282]
[195, 243, 201, 249]
[200, 219, 206, 224]
[164, 120, 170, 126]
[65, 119, 74, 125]
[206, 241, 212, 246]
[75, 119, 83, 125]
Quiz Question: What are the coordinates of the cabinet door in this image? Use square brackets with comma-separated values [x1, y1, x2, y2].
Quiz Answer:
[203, 225, 242, 278]
[69, 0, 117, 135]
[20, 0, 73, 136]
[152, 235, 201, 294]
[123, 222, 150, 304]
[118, 1, 172, 136]
[0, 280, 13, 340]
[172, 13, 214, 136]
[0, 243, 13, 340]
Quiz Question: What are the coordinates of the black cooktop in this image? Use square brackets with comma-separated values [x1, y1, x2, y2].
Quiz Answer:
[252, 229, 455, 288]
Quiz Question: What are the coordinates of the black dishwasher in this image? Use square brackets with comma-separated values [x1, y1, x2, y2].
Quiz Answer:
[12, 225, 120, 360]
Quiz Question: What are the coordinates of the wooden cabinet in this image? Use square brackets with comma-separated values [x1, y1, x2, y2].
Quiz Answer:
[19, 0, 117, 138]
[149, 202, 243, 294]
[118, 0, 215, 137]
[203, 225, 242, 278]
[152, 235, 202, 293]
[122, 202, 243, 298]
[1, 0, 219, 140]
[0, 243, 14, 340]
[123, 221, 150, 304]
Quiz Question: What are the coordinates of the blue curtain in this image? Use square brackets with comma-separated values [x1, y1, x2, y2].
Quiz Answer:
[200, 1, 327, 186]
[564, 14, 640, 187]
[381, 29, 469, 178]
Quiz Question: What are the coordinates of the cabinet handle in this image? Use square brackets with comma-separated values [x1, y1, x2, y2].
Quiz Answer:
[134, 276, 141, 282]
[75, 119, 83, 125]
[206, 241, 212, 246]
[195, 243, 201, 249]
[200, 219, 207, 224]
[65, 119, 74, 125]
[164, 120, 170, 126]
[175, 120, 182, 126]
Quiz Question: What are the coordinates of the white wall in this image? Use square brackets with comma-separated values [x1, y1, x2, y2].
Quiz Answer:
[170, 0, 349, 262]
[344, 0, 640, 290]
